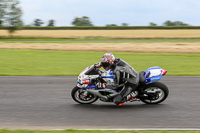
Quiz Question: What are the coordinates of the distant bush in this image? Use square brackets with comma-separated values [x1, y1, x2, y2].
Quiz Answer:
[0, 26, 7, 29]
[1, 26, 200, 30]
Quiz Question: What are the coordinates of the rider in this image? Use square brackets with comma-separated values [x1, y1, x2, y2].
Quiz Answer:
[95, 53, 139, 106]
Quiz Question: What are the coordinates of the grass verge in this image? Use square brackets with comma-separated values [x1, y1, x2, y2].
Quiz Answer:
[0, 129, 200, 133]
[0, 49, 199, 76]
[1, 37, 200, 43]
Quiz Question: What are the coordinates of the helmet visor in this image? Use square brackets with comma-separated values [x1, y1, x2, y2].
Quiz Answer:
[101, 62, 110, 70]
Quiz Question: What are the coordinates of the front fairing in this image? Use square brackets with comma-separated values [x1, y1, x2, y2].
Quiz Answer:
[77, 65, 98, 88]
[77, 65, 114, 89]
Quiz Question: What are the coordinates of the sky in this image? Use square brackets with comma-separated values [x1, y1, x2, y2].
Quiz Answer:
[20, 0, 200, 26]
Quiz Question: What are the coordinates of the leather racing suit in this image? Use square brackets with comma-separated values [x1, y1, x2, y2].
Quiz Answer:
[97, 58, 139, 105]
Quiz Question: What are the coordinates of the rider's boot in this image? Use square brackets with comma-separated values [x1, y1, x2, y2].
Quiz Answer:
[113, 94, 127, 106]
[127, 91, 138, 101]
[113, 94, 123, 105]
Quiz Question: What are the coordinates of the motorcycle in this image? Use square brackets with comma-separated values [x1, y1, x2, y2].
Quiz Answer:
[71, 65, 169, 105]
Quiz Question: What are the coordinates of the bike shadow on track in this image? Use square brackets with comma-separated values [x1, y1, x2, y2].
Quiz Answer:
[69, 103, 167, 111]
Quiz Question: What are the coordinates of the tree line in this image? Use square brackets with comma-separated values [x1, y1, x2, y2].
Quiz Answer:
[0, 0, 191, 36]
[32, 17, 189, 27]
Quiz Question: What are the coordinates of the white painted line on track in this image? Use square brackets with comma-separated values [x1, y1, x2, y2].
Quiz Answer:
[53, 128, 200, 131]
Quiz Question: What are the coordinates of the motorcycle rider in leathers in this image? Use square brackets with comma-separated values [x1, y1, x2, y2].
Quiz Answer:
[95, 53, 139, 105]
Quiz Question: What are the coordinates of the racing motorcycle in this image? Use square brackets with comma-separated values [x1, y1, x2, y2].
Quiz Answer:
[71, 65, 169, 105]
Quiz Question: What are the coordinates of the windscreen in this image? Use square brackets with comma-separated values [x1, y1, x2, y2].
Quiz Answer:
[85, 65, 99, 75]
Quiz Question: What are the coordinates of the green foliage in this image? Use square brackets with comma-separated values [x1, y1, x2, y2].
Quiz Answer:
[0, 0, 23, 36]
[3, 0, 23, 36]
[0, 49, 199, 76]
[122, 23, 128, 26]
[0, 0, 7, 26]
[33, 19, 44, 26]
[163, 20, 189, 26]
[106, 24, 118, 26]
[149, 22, 157, 26]
[72, 16, 93, 26]
[47, 19, 55, 26]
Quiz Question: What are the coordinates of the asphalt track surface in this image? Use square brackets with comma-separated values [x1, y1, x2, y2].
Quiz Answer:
[0, 76, 200, 130]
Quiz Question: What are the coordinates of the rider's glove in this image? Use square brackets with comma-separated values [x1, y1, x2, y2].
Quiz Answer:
[94, 63, 102, 75]
[94, 63, 102, 70]
[96, 82, 106, 88]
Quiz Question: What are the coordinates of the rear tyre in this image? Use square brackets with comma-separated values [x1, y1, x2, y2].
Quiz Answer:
[140, 82, 169, 104]
[71, 86, 98, 104]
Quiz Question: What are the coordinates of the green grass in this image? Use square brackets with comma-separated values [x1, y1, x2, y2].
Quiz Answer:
[1, 37, 200, 43]
[0, 129, 200, 133]
[0, 49, 199, 76]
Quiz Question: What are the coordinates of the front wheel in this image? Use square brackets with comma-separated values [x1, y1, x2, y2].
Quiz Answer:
[71, 86, 98, 104]
[140, 82, 169, 104]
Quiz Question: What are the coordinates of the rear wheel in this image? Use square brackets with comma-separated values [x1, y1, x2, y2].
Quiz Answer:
[71, 86, 98, 104]
[140, 82, 169, 104]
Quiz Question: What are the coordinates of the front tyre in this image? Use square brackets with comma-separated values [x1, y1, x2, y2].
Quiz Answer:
[71, 86, 98, 104]
[140, 82, 169, 104]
